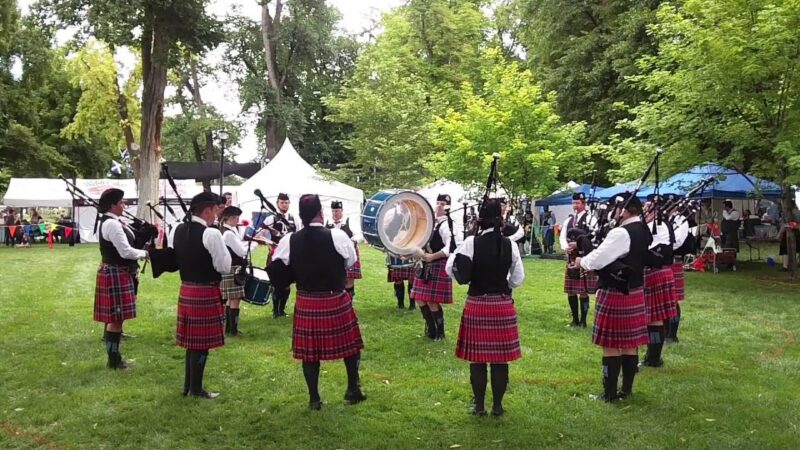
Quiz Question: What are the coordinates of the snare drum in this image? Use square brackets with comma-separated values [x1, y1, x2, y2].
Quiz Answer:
[361, 190, 434, 257]
[243, 267, 274, 306]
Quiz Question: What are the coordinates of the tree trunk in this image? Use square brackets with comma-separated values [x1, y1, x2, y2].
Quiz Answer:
[781, 186, 797, 280]
[186, 60, 215, 190]
[261, 1, 284, 160]
[108, 43, 139, 181]
[138, 21, 169, 220]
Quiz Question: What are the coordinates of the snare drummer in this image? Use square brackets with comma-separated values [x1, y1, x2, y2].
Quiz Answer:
[267, 194, 365, 410]
[220, 206, 248, 337]
[411, 194, 454, 341]
[326, 201, 362, 300]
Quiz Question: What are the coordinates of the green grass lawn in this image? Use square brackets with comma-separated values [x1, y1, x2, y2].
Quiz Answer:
[0, 244, 798, 449]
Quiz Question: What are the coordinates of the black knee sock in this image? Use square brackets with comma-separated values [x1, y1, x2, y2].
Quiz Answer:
[647, 325, 665, 363]
[568, 295, 580, 323]
[224, 306, 231, 333]
[344, 353, 361, 392]
[470, 363, 488, 411]
[420, 305, 435, 338]
[490, 364, 509, 410]
[407, 283, 415, 309]
[230, 308, 240, 335]
[188, 350, 202, 394]
[602, 356, 622, 400]
[621, 354, 639, 394]
[671, 304, 682, 339]
[346, 287, 355, 301]
[281, 289, 290, 313]
[302, 362, 321, 402]
[183, 350, 191, 394]
[394, 283, 405, 307]
[579, 296, 590, 325]
[272, 291, 281, 316]
[433, 308, 445, 339]
[105, 331, 122, 367]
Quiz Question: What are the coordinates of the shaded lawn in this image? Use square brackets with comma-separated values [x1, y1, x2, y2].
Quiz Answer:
[0, 245, 798, 449]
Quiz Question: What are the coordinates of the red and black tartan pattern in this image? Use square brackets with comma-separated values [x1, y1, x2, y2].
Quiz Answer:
[456, 294, 521, 363]
[644, 267, 678, 323]
[671, 262, 685, 301]
[176, 282, 225, 350]
[592, 288, 649, 349]
[94, 263, 138, 323]
[387, 266, 414, 283]
[563, 268, 598, 295]
[220, 266, 245, 300]
[346, 245, 363, 280]
[292, 290, 364, 362]
[410, 259, 453, 304]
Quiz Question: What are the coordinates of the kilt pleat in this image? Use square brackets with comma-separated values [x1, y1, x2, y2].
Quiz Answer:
[456, 294, 521, 363]
[177, 282, 225, 350]
[563, 268, 598, 295]
[644, 267, 678, 322]
[346, 245, 363, 280]
[292, 290, 364, 362]
[94, 263, 138, 323]
[220, 266, 245, 300]
[410, 259, 453, 304]
[592, 288, 648, 349]
[671, 262, 686, 302]
[387, 266, 414, 283]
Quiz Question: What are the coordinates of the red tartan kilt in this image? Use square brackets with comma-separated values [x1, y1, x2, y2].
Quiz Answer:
[346, 245, 363, 280]
[563, 268, 598, 295]
[644, 267, 677, 322]
[410, 259, 453, 304]
[176, 282, 225, 350]
[671, 263, 685, 301]
[94, 263, 138, 323]
[592, 288, 649, 349]
[387, 266, 414, 282]
[292, 290, 364, 362]
[456, 294, 521, 363]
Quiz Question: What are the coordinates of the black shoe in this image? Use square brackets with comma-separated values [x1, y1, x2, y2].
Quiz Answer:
[617, 390, 633, 400]
[182, 388, 189, 397]
[344, 389, 367, 404]
[638, 358, 664, 368]
[591, 392, 619, 403]
[579, 322, 587, 328]
[567, 322, 581, 329]
[470, 406, 488, 417]
[491, 406, 505, 417]
[107, 354, 129, 370]
[189, 390, 220, 399]
[309, 400, 323, 410]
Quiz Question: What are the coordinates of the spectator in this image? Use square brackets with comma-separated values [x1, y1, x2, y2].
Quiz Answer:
[4, 208, 18, 247]
[542, 209, 556, 254]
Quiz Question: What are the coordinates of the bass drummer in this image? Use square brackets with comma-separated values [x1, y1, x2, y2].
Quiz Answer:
[411, 194, 454, 341]
[326, 201, 362, 301]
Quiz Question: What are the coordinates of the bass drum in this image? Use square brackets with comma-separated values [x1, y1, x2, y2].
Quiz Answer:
[362, 190, 434, 257]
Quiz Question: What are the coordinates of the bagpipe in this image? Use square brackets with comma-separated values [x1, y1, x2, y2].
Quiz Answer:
[144, 164, 187, 279]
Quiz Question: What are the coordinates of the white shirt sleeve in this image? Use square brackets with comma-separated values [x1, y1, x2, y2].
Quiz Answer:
[202, 227, 232, 274]
[439, 221, 452, 256]
[272, 232, 292, 265]
[723, 209, 741, 221]
[508, 240, 525, 288]
[445, 236, 474, 278]
[559, 216, 571, 250]
[508, 220, 525, 242]
[223, 228, 249, 258]
[331, 228, 358, 268]
[673, 220, 689, 249]
[102, 219, 147, 260]
[580, 227, 630, 272]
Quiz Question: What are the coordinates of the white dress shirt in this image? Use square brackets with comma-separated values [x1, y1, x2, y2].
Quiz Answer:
[559, 210, 595, 250]
[100, 213, 148, 260]
[430, 216, 452, 256]
[222, 224, 249, 259]
[272, 222, 357, 269]
[580, 217, 641, 272]
[646, 221, 671, 250]
[671, 218, 689, 250]
[504, 216, 525, 242]
[445, 228, 525, 289]
[192, 216, 231, 274]
[723, 209, 741, 221]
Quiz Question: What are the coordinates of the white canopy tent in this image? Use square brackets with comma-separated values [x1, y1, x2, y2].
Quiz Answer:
[237, 140, 365, 234]
[3, 178, 73, 207]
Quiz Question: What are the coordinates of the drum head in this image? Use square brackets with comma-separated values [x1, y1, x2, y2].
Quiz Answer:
[251, 268, 269, 280]
[376, 191, 434, 257]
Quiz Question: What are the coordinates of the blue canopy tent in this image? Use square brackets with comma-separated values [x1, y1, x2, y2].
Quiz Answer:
[593, 181, 641, 201]
[536, 183, 597, 207]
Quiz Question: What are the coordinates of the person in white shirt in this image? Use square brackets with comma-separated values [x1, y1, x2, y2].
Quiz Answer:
[219, 206, 249, 337]
[267, 194, 365, 410]
[259, 193, 298, 318]
[721, 200, 741, 251]
[326, 200, 362, 300]
[173, 191, 232, 399]
[411, 194, 454, 341]
[575, 192, 651, 402]
[93, 188, 148, 370]
[446, 198, 525, 417]
[560, 192, 598, 328]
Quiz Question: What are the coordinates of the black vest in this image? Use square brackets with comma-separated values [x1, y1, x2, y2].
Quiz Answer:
[568, 212, 590, 232]
[271, 213, 297, 243]
[598, 221, 650, 291]
[427, 221, 445, 253]
[98, 215, 138, 270]
[223, 228, 247, 267]
[325, 218, 353, 239]
[468, 233, 512, 296]
[174, 221, 221, 283]
[289, 226, 346, 292]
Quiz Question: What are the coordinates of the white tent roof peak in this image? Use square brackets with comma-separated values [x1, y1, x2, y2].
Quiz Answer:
[265, 139, 316, 176]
